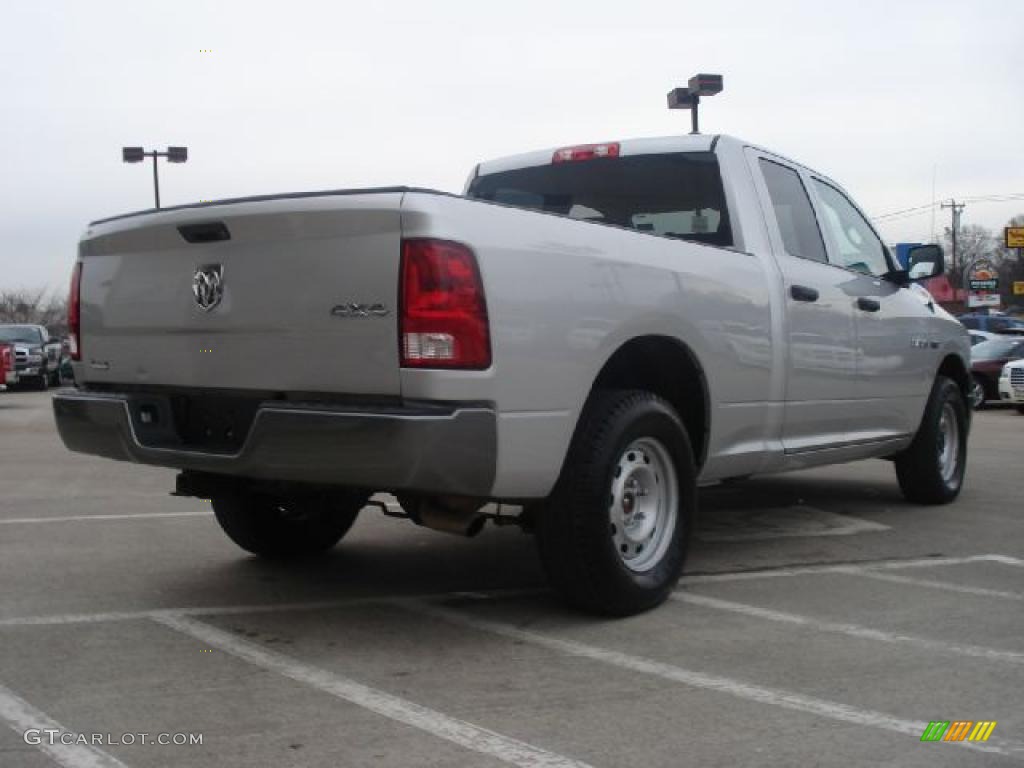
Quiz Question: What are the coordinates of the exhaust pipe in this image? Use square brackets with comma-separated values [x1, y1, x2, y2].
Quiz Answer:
[400, 495, 486, 537]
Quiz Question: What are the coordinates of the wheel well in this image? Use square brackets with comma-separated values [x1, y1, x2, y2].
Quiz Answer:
[590, 336, 709, 467]
[938, 354, 970, 401]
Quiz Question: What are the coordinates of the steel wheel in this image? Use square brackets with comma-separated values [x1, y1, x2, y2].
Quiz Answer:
[969, 376, 985, 409]
[936, 402, 960, 487]
[609, 437, 678, 573]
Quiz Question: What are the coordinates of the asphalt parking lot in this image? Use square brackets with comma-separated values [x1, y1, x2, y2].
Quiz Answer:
[0, 388, 1021, 767]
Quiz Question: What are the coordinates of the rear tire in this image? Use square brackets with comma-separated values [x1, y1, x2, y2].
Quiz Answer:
[1017, 405, 1024, 416]
[212, 489, 369, 558]
[536, 390, 696, 616]
[895, 376, 968, 504]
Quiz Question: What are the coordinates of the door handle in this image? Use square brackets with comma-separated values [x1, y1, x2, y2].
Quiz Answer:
[790, 285, 819, 302]
[856, 297, 881, 312]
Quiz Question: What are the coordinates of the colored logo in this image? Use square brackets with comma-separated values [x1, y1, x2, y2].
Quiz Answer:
[920, 721, 997, 743]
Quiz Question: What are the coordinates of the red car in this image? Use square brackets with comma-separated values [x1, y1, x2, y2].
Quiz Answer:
[0, 343, 12, 390]
[970, 337, 1024, 407]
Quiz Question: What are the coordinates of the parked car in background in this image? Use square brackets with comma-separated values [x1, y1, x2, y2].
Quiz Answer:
[0, 343, 12, 390]
[970, 336, 1024, 407]
[998, 359, 1024, 414]
[969, 330, 998, 346]
[958, 313, 1024, 334]
[0, 324, 61, 389]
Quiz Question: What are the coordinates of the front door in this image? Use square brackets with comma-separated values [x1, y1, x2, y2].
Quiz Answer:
[807, 176, 934, 439]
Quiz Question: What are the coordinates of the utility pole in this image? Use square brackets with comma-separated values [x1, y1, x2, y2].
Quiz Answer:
[941, 199, 965, 295]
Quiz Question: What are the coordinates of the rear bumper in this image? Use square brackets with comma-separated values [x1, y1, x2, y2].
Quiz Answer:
[53, 391, 497, 496]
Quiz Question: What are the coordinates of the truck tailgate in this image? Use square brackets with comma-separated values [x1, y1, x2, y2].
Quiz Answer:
[78, 192, 404, 395]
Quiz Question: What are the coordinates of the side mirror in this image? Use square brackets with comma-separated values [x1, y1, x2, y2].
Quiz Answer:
[907, 244, 944, 282]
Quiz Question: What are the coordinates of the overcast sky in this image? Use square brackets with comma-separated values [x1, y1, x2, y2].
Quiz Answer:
[2, 0, 1022, 291]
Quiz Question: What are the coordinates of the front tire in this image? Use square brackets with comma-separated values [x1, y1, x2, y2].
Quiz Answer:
[536, 390, 696, 616]
[895, 376, 968, 504]
[969, 374, 986, 409]
[212, 489, 369, 558]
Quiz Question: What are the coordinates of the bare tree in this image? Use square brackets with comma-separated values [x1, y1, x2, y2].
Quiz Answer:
[942, 223, 995, 290]
[0, 289, 67, 335]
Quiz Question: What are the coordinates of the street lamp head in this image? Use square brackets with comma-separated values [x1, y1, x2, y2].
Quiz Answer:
[166, 146, 188, 163]
[688, 73, 723, 96]
[122, 147, 145, 163]
[667, 87, 697, 110]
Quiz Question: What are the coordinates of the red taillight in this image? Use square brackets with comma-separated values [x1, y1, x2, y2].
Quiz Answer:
[68, 261, 82, 361]
[552, 142, 620, 164]
[400, 239, 490, 369]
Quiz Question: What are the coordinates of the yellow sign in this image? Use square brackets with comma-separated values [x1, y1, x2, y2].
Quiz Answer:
[1015, 281, 1024, 296]
[1007, 227, 1024, 248]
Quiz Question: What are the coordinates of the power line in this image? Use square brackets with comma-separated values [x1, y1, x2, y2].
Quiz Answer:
[873, 194, 1024, 222]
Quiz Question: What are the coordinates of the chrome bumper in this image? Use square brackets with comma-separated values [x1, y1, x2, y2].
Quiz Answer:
[53, 391, 497, 496]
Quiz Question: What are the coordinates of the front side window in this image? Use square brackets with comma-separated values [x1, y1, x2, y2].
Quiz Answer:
[758, 159, 827, 263]
[467, 152, 733, 247]
[812, 179, 891, 276]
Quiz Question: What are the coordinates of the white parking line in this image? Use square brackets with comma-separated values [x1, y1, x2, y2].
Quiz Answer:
[678, 554, 1006, 585]
[839, 569, 1024, 601]
[397, 600, 1024, 759]
[0, 512, 211, 525]
[673, 593, 1024, 664]
[0, 683, 129, 768]
[0, 589, 543, 629]
[150, 612, 592, 768]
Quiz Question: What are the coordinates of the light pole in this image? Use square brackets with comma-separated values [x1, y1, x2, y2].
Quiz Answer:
[122, 146, 188, 209]
[667, 74, 724, 134]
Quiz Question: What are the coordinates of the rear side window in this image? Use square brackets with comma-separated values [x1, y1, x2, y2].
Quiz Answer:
[467, 152, 733, 247]
[759, 159, 827, 264]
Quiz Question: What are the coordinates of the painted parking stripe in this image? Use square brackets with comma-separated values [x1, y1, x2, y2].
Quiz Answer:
[151, 612, 592, 768]
[0, 683, 129, 768]
[679, 554, 1006, 585]
[397, 600, 1024, 759]
[0, 512, 211, 525]
[0, 589, 543, 629]
[839, 569, 1023, 601]
[673, 593, 1024, 664]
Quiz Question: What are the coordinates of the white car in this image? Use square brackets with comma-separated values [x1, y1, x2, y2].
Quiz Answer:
[969, 330, 997, 347]
[998, 359, 1024, 414]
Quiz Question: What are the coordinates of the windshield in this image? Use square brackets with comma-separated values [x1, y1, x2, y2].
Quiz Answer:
[0, 326, 44, 344]
[467, 151, 734, 247]
[971, 338, 1024, 360]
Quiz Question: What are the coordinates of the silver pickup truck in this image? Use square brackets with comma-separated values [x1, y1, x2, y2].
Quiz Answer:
[54, 134, 971, 615]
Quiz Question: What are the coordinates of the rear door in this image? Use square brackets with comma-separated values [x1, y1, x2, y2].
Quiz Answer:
[747, 150, 858, 453]
[79, 192, 404, 395]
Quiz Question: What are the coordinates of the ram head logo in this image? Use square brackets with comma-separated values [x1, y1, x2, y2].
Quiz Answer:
[192, 264, 224, 312]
